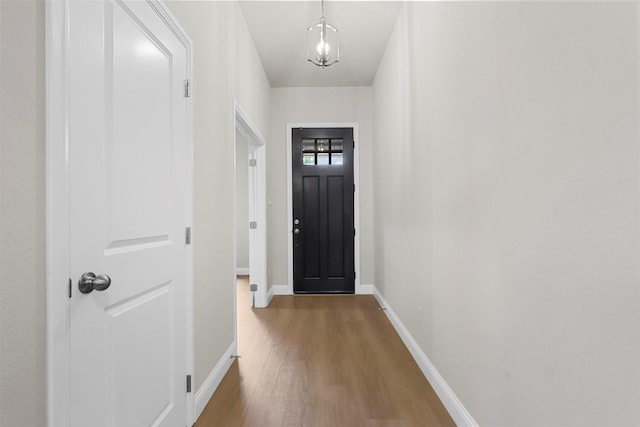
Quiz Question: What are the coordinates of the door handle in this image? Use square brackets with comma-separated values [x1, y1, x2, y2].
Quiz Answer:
[78, 272, 111, 294]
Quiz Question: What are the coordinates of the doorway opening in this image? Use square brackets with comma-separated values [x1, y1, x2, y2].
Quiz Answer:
[234, 104, 267, 310]
[235, 128, 251, 305]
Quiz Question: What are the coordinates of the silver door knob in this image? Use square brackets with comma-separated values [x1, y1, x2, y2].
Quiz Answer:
[293, 228, 300, 235]
[78, 272, 111, 294]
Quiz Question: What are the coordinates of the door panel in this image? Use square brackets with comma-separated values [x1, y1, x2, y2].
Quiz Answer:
[108, 284, 173, 426]
[68, 1, 189, 426]
[303, 176, 321, 278]
[292, 128, 354, 293]
[327, 175, 345, 278]
[109, 0, 172, 243]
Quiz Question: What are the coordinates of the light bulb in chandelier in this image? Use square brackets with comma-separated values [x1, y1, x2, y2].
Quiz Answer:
[316, 39, 331, 63]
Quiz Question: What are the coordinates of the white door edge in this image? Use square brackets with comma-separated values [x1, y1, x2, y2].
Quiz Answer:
[45, 1, 195, 425]
[46, 2, 71, 424]
[286, 122, 362, 295]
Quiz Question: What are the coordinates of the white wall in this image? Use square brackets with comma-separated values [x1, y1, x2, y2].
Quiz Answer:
[268, 87, 374, 289]
[0, 1, 46, 425]
[373, 2, 640, 425]
[148, 0, 271, 394]
[235, 130, 249, 272]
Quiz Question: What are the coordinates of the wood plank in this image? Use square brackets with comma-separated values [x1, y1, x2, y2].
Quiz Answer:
[195, 277, 455, 426]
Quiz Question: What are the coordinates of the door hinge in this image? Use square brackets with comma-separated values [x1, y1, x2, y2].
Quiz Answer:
[186, 375, 192, 393]
[185, 227, 192, 245]
[249, 221, 257, 229]
[354, 271, 356, 279]
[354, 228, 356, 236]
[68, 278, 72, 298]
[184, 79, 191, 98]
[250, 284, 258, 308]
[353, 184, 355, 192]
[249, 159, 257, 167]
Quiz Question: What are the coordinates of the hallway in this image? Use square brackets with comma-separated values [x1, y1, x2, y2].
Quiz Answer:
[195, 277, 454, 426]
[3, 1, 639, 425]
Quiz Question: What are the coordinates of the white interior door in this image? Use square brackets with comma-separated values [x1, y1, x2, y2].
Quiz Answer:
[68, 1, 190, 426]
[248, 148, 257, 287]
[235, 110, 268, 308]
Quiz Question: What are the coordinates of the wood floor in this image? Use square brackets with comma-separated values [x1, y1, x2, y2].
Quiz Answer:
[195, 277, 454, 427]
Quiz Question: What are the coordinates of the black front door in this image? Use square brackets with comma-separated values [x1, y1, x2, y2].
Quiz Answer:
[292, 127, 355, 294]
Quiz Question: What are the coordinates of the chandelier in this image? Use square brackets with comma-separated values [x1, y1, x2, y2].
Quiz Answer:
[306, 0, 339, 68]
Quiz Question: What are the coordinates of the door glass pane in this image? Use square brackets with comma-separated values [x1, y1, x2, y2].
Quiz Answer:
[330, 139, 343, 152]
[317, 153, 329, 165]
[302, 139, 316, 153]
[303, 153, 315, 165]
[317, 139, 329, 152]
[331, 153, 343, 165]
[302, 139, 315, 152]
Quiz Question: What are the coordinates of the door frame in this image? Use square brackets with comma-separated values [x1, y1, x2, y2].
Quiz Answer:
[45, 1, 194, 425]
[234, 103, 268, 308]
[286, 123, 362, 295]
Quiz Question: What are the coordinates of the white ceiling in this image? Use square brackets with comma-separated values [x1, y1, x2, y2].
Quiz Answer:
[239, 1, 403, 87]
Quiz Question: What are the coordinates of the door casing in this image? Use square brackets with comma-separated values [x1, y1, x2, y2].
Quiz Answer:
[285, 123, 363, 295]
[45, 1, 194, 425]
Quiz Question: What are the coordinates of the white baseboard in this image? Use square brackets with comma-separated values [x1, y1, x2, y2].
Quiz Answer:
[194, 341, 236, 422]
[236, 268, 249, 276]
[267, 285, 275, 305]
[270, 284, 372, 295]
[357, 283, 374, 295]
[373, 288, 478, 427]
[271, 284, 290, 295]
